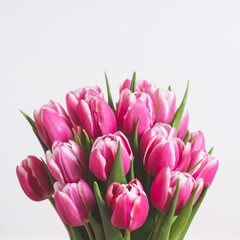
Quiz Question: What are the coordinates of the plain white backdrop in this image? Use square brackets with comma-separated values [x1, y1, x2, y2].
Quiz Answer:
[0, 0, 239, 239]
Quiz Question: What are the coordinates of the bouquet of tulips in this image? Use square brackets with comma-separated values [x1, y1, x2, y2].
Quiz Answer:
[16, 73, 219, 240]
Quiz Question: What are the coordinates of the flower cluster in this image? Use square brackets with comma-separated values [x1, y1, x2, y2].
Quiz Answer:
[16, 74, 219, 240]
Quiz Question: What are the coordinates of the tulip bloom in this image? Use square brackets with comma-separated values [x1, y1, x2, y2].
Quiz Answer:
[16, 155, 53, 201]
[142, 135, 179, 176]
[140, 123, 177, 159]
[106, 179, 149, 231]
[66, 86, 103, 125]
[116, 89, 155, 137]
[89, 131, 133, 181]
[189, 130, 205, 153]
[77, 95, 117, 140]
[54, 180, 96, 226]
[177, 110, 189, 140]
[46, 140, 87, 184]
[151, 168, 203, 215]
[34, 100, 73, 149]
[151, 88, 176, 124]
[119, 79, 156, 95]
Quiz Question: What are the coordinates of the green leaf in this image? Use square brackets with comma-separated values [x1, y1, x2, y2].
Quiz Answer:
[81, 129, 92, 157]
[72, 128, 83, 149]
[19, 109, 48, 152]
[107, 141, 127, 188]
[70, 226, 86, 240]
[183, 129, 190, 145]
[169, 185, 199, 240]
[130, 71, 136, 92]
[93, 182, 123, 240]
[187, 159, 203, 174]
[178, 185, 209, 240]
[208, 146, 214, 155]
[105, 72, 116, 113]
[133, 116, 141, 154]
[190, 132, 199, 144]
[89, 213, 105, 240]
[171, 81, 189, 131]
[168, 85, 172, 91]
[155, 180, 180, 240]
[130, 158, 134, 181]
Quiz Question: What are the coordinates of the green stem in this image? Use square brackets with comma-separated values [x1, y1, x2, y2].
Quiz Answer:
[48, 197, 74, 240]
[84, 223, 94, 240]
[150, 212, 164, 240]
[125, 229, 131, 240]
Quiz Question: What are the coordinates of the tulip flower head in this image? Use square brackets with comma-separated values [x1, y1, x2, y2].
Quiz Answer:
[106, 179, 149, 231]
[16, 155, 53, 201]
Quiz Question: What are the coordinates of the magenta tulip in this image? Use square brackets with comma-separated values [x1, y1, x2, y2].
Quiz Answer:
[89, 131, 133, 181]
[77, 95, 117, 139]
[16, 155, 53, 201]
[34, 100, 73, 149]
[46, 140, 87, 184]
[54, 180, 96, 226]
[151, 88, 176, 124]
[140, 123, 177, 159]
[120, 79, 156, 95]
[189, 130, 205, 153]
[151, 168, 203, 215]
[66, 86, 103, 125]
[196, 155, 219, 187]
[142, 135, 179, 176]
[106, 179, 149, 231]
[116, 89, 155, 137]
[177, 110, 189, 140]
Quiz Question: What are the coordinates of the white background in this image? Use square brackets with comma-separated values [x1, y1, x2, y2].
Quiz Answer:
[0, 0, 239, 239]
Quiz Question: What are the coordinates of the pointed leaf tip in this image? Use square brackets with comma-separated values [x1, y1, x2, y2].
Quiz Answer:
[130, 71, 136, 92]
[105, 72, 115, 113]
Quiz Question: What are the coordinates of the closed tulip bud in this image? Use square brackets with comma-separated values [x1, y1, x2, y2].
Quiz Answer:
[66, 86, 103, 125]
[140, 123, 177, 159]
[196, 155, 219, 187]
[34, 100, 73, 149]
[175, 138, 191, 172]
[116, 89, 155, 137]
[77, 95, 117, 140]
[151, 88, 176, 124]
[54, 180, 96, 226]
[151, 168, 203, 215]
[46, 140, 87, 184]
[106, 179, 149, 231]
[120, 79, 156, 94]
[143, 136, 179, 176]
[177, 110, 189, 140]
[189, 130, 205, 153]
[16, 155, 53, 201]
[89, 131, 133, 181]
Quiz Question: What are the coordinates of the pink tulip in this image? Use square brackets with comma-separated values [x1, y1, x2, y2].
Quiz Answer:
[106, 179, 149, 231]
[77, 95, 117, 140]
[66, 86, 103, 125]
[187, 150, 219, 187]
[189, 130, 205, 153]
[116, 89, 155, 137]
[143, 135, 179, 176]
[140, 123, 177, 159]
[54, 180, 96, 226]
[151, 168, 203, 215]
[151, 88, 176, 124]
[34, 100, 73, 149]
[120, 79, 156, 95]
[16, 155, 53, 201]
[177, 110, 189, 140]
[89, 131, 133, 181]
[46, 140, 87, 184]
[175, 138, 191, 172]
[196, 155, 219, 187]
